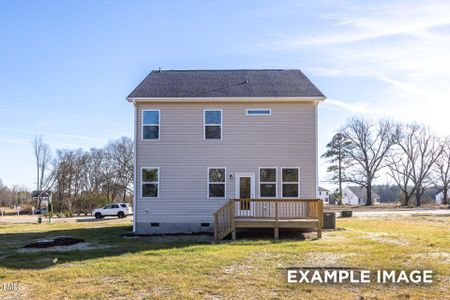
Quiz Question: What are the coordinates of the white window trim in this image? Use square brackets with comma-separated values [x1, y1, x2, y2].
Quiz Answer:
[258, 167, 277, 198]
[281, 167, 301, 198]
[246, 108, 272, 116]
[141, 167, 159, 198]
[203, 109, 223, 140]
[207, 167, 226, 198]
[142, 109, 160, 141]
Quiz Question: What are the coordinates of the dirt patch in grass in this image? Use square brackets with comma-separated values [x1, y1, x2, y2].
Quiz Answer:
[18, 242, 109, 253]
[291, 251, 356, 268]
[411, 252, 450, 264]
[124, 234, 213, 244]
[364, 232, 409, 246]
[24, 236, 85, 248]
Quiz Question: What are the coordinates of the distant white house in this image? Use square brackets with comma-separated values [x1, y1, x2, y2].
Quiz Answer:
[318, 186, 330, 204]
[342, 186, 380, 206]
[435, 190, 448, 205]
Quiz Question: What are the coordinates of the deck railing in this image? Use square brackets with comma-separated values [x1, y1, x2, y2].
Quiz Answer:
[213, 199, 234, 241]
[214, 198, 323, 241]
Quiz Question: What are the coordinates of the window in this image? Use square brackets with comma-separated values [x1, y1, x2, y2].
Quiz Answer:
[204, 110, 222, 139]
[246, 109, 271, 116]
[208, 168, 226, 197]
[282, 168, 300, 198]
[259, 168, 277, 198]
[142, 167, 159, 198]
[142, 110, 160, 140]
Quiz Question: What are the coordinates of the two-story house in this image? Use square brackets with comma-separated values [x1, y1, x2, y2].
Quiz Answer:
[127, 69, 326, 239]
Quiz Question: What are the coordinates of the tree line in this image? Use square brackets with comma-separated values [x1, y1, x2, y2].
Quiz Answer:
[32, 136, 133, 213]
[0, 179, 30, 208]
[322, 117, 450, 206]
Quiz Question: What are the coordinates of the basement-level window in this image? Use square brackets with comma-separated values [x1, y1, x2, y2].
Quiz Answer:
[142, 167, 159, 198]
[246, 109, 271, 116]
[208, 168, 226, 198]
[204, 109, 222, 139]
[259, 167, 277, 198]
[142, 110, 160, 140]
[281, 167, 300, 198]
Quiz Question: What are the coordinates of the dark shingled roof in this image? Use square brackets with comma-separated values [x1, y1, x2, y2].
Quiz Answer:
[31, 190, 52, 198]
[319, 186, 330, 192]
[128, 69, 325, 99]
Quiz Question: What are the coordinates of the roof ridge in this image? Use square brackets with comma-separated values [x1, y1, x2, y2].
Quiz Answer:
[151, 69, 298, 72]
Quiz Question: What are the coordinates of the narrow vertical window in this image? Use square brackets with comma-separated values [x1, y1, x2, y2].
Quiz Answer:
[282, 168, 300, 198]
[142, 167, 159, 197]
[208, 168, 226, 197]
[142, 110, 160, 140]
[204, 110, 222, 139]
[259, 168, 277, 198]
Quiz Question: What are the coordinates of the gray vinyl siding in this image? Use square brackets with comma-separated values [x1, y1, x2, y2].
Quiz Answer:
[135, 102, 317, 224]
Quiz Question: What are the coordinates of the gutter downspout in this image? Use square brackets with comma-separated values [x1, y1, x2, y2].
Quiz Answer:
[132, 99, 137, 233]
[315, 102, 319, 199]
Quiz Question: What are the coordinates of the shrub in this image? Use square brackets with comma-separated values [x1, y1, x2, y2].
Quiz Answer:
[64, 211, 73, 218]
[43, 211, 54, 218]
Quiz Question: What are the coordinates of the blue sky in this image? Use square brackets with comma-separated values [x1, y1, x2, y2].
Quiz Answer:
[1, 0, 450, 189]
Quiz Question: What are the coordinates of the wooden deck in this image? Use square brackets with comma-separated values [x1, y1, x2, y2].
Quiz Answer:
[213, 198, 324, 241]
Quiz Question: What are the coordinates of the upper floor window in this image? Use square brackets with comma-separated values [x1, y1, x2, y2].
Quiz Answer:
[281, 167, 300, 198]
[142, 167, 159, 198]
[142, 110, 160, 140]
[246, 109, 271, 116]
[204, 109, 222, 140]
[259, 168, 277, 198]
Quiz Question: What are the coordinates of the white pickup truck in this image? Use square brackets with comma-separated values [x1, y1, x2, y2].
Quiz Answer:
[92, 203, 133, 219]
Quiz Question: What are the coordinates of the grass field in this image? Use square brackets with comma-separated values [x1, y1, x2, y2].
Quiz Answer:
[0, 215, 449, 299]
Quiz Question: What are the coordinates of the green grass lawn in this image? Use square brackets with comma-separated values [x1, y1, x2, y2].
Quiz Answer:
[0, 215, 449, 299]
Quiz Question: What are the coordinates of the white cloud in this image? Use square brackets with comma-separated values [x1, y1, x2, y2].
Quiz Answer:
[1, 128, 105, 142]
[323, 98, 385, 116]
[283, 1, 450, 136]
[279, 1, 450, 48]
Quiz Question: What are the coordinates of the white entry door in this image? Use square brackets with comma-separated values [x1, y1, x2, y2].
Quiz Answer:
[235, 173, 255, 215]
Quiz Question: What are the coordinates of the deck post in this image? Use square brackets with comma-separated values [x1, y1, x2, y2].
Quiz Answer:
[214, 213, 218, 241]
[317, 199, 323, 239]
[274, 200, 279, 240]
[230, 199, 236, 240]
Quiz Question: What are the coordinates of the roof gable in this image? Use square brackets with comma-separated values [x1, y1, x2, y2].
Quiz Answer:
[346, 186, 380, 200]
[128, 69, 325, 99]
[318, 186, 330, 192]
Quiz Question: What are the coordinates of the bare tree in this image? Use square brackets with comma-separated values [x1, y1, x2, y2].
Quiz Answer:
[387, 142, 415, 206]
[340, 118, 398, 206]
[50, 137, 134, 213]
[107, 137, 134, 201]
[0, 179, 7, 207]
[32, 136, 53, 208]
[395, 124, 442, 206]
[435, 138, 450, 205]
